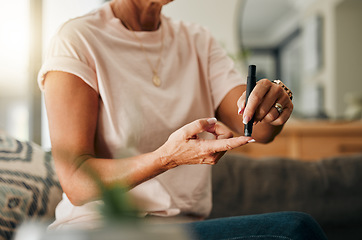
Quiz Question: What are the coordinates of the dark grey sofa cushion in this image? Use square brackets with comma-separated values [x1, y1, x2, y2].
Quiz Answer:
[210, 153, 362, 227]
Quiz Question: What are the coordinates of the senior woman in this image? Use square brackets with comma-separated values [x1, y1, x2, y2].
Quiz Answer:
[38, 0, 327, 239]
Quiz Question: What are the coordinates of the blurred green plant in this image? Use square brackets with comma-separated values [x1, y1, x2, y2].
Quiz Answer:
[80, 162, 140, 223]
[100, 184, 140, 222]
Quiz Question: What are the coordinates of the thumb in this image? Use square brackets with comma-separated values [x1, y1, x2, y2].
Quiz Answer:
[237, 92, 246, 115]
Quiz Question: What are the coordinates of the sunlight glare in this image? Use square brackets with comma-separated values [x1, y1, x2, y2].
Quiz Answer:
[0, 0, 30, 86]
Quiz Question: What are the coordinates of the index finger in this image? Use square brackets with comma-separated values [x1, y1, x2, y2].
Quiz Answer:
[242, 79, 272, 124]
[202, 136, 253, 153]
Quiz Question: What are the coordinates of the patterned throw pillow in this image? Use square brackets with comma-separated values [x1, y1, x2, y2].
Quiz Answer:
[0, 130, 62, 240]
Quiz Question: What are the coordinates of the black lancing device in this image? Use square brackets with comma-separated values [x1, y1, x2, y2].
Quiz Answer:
[244, 65, 256, 137]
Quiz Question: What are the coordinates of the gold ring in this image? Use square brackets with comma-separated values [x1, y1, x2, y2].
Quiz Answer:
[272, 80, 293, 100]
[274, 103, 283, 114]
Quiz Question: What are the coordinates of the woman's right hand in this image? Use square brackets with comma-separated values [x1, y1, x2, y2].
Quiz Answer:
[156, 118, 253, 169]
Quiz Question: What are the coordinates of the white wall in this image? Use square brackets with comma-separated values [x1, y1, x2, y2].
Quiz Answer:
[42, 0, 104, 53]
[162, 0, 242, 57]
[42, 0, 242, 56]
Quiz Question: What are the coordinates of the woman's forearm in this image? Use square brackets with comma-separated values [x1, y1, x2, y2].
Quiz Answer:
[55, 150, 166, 206]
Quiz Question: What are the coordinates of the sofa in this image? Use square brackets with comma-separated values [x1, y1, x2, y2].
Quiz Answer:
[1, 130, 362, 240]
[210, 153, 362, 240]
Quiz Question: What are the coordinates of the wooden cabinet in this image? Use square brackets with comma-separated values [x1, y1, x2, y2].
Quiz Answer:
[231, 120, 362, 161]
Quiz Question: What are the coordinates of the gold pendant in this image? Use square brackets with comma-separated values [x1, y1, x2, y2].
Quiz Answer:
[152, 74, 161, 87]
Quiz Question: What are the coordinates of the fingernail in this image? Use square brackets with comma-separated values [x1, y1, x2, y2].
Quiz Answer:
[248, 139, 256, 143]
[243, 116, 250, 125]
[207, 117, 217, 124]
[238, 107, 244, 115]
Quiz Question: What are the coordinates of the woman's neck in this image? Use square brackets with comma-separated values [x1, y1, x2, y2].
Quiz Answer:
[111, 0, 162, 31]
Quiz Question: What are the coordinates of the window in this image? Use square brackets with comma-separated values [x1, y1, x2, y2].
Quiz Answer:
[0, 0, 103, 147]
[0, 0, 31, 141]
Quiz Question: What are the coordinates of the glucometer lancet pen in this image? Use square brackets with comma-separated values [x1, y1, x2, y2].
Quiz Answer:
[244, 65, 256, 137]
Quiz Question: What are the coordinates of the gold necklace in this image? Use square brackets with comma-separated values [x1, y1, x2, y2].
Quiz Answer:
[123, 20, 164, 87]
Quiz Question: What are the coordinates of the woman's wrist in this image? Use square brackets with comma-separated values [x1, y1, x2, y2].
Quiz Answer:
[253, 121, 283, 143]
[153, 147, 178, 171]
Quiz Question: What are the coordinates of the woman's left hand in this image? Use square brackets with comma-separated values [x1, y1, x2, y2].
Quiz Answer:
[237, 79, 293, 126]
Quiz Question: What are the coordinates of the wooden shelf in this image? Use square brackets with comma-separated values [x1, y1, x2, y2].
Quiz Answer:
[231, 119, 362, 161]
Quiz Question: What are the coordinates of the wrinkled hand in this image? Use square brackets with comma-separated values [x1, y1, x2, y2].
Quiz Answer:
[237, 79, 293, 126]
[157, 118, 253, 169]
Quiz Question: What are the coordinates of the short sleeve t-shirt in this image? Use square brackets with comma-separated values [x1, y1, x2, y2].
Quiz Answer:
[38, 2, 243, 227]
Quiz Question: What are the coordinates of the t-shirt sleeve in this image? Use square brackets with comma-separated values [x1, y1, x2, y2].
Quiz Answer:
[207, 34, 245, 110]
[37, 23, 98, 93]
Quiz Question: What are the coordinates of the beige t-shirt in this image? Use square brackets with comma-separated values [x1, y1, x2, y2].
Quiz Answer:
[38, 2, 243, 228]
